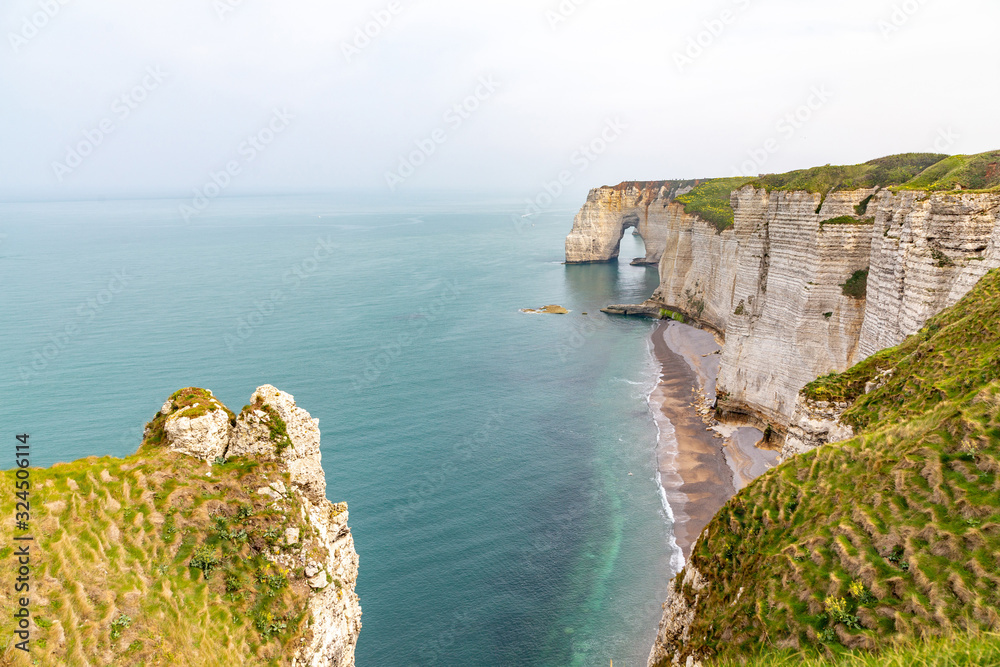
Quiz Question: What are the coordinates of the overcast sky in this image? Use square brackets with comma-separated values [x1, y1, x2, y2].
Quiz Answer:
[2, 0, 998, 202]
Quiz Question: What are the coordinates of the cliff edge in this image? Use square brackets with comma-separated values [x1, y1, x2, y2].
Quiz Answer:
[0, 385, 360, 666]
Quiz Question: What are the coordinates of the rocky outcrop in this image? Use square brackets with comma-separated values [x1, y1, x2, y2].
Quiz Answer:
[647, 566, 708, 667]
[229, 385, 328, 504]
[565, 181, 701, 264]
[575, 186, 1000, 432]
[159, 386, 361, 667]
[780, 398, 855, 462]
[161, 391, 232, 461]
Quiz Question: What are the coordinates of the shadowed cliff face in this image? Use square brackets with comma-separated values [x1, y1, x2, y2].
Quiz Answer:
[568, 182, 1000, 432]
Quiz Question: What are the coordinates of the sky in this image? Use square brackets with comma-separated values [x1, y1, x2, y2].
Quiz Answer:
[1, 0, 998, 202]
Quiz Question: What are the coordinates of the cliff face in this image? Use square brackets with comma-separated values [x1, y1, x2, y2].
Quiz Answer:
[565, 181, 700, 264]
[858, 190, 1000, 358]
[154, 386, 363, 667]
[578, 185, 1000, 430]
[225, 385, 362, 667]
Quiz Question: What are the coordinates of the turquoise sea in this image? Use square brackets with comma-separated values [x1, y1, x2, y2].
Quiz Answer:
[0, 196, 678, 666]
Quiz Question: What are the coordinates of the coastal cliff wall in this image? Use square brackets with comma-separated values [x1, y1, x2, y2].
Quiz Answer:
[577, 185, 1000, 430]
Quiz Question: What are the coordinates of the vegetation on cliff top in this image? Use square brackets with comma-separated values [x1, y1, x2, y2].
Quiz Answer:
[655, 269, 1000, 666]
[750, 153, 947, 194]
[896, 151, 1000, 193]
[0, 409, 330, 665]
[675, 177, 755, 232]
[669, 151, 999, 232]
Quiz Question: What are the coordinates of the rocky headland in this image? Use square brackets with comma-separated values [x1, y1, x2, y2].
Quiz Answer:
[0, 385, 360, 666]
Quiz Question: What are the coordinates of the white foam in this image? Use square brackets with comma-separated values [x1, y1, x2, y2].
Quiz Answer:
[647, 331, 686, 574]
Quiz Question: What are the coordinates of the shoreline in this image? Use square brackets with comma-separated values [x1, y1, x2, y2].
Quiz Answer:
[648, 321, 778, 560]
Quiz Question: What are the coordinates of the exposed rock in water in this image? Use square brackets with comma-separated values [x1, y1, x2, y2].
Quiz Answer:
[521, 304, 570, 314]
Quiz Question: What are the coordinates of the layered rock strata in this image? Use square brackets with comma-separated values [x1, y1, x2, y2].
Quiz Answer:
[573, 186, 1000, 432]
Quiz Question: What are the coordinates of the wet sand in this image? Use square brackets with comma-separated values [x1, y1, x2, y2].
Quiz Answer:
[650, 321, 778, 559]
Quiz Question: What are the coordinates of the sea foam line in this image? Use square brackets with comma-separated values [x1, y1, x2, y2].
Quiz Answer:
[646, 332, 686, 573]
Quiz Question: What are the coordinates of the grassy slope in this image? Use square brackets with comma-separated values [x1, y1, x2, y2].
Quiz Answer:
[655, 269, 1000, 665]
[0, 396, 332, 666]
[714, 632, 1000, 667]
[672, 151, 1000, 232]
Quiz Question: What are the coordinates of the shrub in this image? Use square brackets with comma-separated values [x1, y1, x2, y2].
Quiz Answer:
[841, 269, 869, 299]
[189, 545, 221, 579]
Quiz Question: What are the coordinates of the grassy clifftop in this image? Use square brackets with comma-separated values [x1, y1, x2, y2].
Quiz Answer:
[0, 401, 339, 666]
[655, 268, 1000, 665]
[672, 151, 999, 232]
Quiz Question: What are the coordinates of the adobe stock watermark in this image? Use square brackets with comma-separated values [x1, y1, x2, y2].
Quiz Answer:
[417, 609, 477, 663]
[878, 0, 930, 40]
[179, 108, 293, 222]
[341, 1, 402, 63]
[18, 269, 134, 383]
[730, 85, 834, 177]
[8, 0, 72, 54]
[556, 315, 610, 363]
[545, 0, 588, 30]
[214, 0, 246, 21]
[928, 126, 959, 154]
[51, 66, 168, 183]
[512, 117, 628, 233]
[384, 76, 500, 191]
[349, 280, 462, 391]
[673, 0, 752, 73]
[392, 408, 505, 523]
[224, 236, 337, 353]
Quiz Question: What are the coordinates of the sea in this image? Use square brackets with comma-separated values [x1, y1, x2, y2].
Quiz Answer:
[0, 195, 680, 666]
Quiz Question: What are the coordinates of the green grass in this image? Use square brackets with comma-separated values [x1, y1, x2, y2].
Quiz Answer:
[665, 151, 999, 233]
[653, 268, 1000, 666]
[841, 269, 869, 300]
[895, 151, 1000, 193]
[0, 419, 331, 665]
[713, 633, 1000, 667]
[660, 308, 686, 322]
[751, 153, 947, 195]
[675, 177, 755, 232]
[821, 216, 873, 228]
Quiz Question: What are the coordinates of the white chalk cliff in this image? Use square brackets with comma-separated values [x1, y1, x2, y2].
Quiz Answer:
[571, 184, 1000, 435]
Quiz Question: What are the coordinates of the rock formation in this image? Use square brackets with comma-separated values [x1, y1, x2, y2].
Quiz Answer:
[573, 184, 1000, 433]
[565, 181, 701, 264]
[158, 386, 362, 667]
